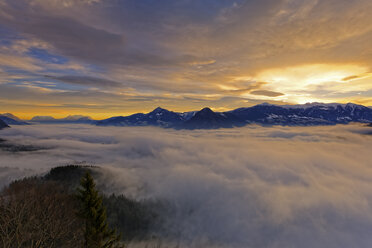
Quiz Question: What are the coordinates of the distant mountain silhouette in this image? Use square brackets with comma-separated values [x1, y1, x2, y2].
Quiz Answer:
[31, 115, 94, 124]
[0, 113, 29, 125]
[0, 113, 23, 122]
[179, 107, 244, 129]
[96, 103, 372, 129]
[96, 107, 186, 127]
[0, 119, 9, 129]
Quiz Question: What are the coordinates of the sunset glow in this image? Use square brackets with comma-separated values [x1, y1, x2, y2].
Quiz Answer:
[0, 0, 371, 118]
[253, 63, 372, 103]
[1, 2, 372, 247]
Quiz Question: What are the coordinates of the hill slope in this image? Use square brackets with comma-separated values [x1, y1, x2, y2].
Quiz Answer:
[0, 119, 9, 129]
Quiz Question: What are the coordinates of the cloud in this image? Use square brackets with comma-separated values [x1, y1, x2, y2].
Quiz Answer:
[1, 0, 372, 114]
[250, 90, 285, 97]
[11, 17, 126, 66]
[0, 54, 43, 71]
[1, 124, 372, 247]
[0, 0, 213, 68]
[342, 75, 361, 81]
[30, 0, 104, 7]
[46, 75, 125, 89]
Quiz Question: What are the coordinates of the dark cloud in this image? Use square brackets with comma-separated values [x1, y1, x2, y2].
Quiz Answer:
[250, 90, 285, 97]
[0, 0, 222, 68]
[2, 15, 126, 65]
[46, 75, 124, 88]
[342, 75, 361, 81]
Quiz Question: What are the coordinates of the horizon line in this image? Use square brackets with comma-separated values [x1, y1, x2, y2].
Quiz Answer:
[2, 101, 371, 121]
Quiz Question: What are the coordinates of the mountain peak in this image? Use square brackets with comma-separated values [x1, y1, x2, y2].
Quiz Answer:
[199, 107, 214, 113]
[0, 113, 22, 121]
[150, 107, 168, 114]
[180, 107, 243, 129]
[193, 107, 217, 119]
[257, 102, 272, 106]
[63, 115, 92, 121]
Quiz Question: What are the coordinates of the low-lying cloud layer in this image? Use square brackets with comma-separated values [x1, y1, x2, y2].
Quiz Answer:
[1, 124, 372, 247]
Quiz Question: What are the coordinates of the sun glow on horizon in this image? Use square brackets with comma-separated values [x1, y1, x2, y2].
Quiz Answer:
[257, 63, 368, 87]
[251, 63, 372, 104]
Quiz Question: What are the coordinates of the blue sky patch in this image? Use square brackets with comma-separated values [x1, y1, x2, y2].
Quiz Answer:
[27, 48, 69, 65]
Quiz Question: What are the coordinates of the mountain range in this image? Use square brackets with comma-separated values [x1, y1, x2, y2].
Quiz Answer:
[0, 114, 94, 127]
[1, 103, 372, 130]
[0, 113, 30, 125]
[96, 107, 188, 128]
[30, 115, 95, 124]
[96, 102, 372, 129]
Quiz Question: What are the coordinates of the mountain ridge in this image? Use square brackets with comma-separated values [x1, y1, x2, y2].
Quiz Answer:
[0, 113, 29, 125]
[5, 103, 371, 129]
[96, 102, 372, 129]
[30, 115, 94, 124]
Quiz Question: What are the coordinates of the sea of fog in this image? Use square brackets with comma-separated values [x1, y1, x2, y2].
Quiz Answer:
[0, 124, 372, 248]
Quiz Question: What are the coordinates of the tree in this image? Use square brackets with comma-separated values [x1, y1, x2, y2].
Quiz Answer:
[0, 178, 83, 248]
[77, 172, 123, 248]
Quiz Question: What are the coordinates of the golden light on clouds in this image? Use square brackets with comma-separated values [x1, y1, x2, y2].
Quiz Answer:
[1, 0, 372, 118]
[257, 64, 368, 88]
[251, 63, 372, 104]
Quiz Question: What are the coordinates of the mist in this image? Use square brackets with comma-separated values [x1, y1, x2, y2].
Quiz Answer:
[1, 124, 372, 248]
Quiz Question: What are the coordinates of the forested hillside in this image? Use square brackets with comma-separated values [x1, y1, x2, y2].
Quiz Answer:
[0, 165, 162, 247]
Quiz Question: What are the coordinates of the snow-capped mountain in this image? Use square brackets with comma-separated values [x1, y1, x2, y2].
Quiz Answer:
[179, 111, 198, 121]
[17, 103, 371, 129]
[230, 102, 372, 125]
[96, 103, 372, 129]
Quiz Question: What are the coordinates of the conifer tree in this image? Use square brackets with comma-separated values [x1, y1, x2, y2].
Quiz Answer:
[77, 172, 123, 248]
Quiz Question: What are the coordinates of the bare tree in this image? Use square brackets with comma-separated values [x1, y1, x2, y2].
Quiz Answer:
[0, 178, 83, 248]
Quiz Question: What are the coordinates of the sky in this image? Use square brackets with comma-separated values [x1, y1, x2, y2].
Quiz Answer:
[0, 0, 372, 119]
[1, 124, 372, 247]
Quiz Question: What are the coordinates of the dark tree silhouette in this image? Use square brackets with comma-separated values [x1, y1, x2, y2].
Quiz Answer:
[77, 172, 123, 248]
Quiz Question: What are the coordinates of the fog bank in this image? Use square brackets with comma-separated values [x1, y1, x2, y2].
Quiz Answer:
[1, 124, 372, 247]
